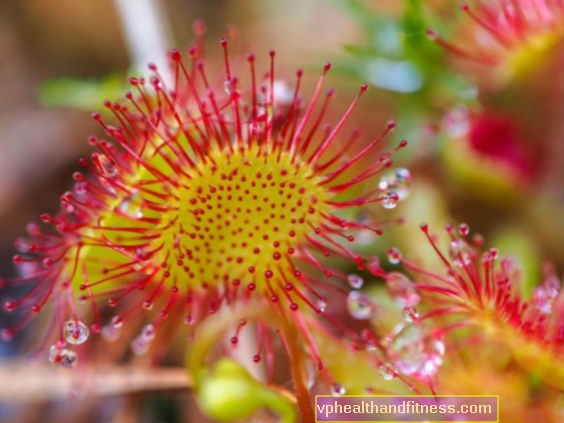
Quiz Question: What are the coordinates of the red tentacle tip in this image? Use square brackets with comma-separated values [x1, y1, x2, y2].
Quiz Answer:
[461, 3, 470, 12]
[387, 120, 397, 130]
[269, 49, 276, 58]
[296, 68, 304, 77]
[247, 53, 255, 62]
[420, 223, 429, 233]
[129, 77, 139, 86]
[426, 29, 438, 40]
[92, 112, 101, 122]
[1, 329, 14, 342]
[220, 38, 228, 48]
[399, 140, 408, 148]
[193, 20, 206, 36]
[360, 83, 369, 93]
[170, 49, 182, 62]
[323, 62, 332, 72]
[148, 63, 157, 72]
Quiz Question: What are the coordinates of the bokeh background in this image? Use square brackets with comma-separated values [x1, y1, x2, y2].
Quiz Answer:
[2, 0, 564, 422]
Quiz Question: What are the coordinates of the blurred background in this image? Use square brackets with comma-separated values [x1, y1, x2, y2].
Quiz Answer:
[2, 0, 564, 421]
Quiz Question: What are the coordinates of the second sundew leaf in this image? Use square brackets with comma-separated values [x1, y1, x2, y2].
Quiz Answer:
[312, 320, 413, 396]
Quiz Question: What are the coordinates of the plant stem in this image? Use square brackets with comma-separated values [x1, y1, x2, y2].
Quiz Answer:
[0, 362, 190, 402]
[280, 317, 315, 423]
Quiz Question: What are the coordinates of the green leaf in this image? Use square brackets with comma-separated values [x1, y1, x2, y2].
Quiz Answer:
[39, 74, 127, 111]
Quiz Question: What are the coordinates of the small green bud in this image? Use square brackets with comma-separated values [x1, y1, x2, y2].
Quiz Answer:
[197, 358, 297, 423]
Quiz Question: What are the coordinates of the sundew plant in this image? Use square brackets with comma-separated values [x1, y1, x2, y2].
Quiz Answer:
[1, 0, 564, 422]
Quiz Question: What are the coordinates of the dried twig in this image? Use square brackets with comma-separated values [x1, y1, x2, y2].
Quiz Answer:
[0, 362, 191, 402]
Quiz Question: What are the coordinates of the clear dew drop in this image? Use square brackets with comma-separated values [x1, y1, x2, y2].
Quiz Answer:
[379, 191, 399, 209]
[118, 190, 143, 219]
[346, 291, 376, 320]
[377, 362, 396, 381]
[378, 168, 412, 201]
[402, 307, 419, 322]
[316, 298, 328, 313]
[331, 383, 346, 396]
[533, 276, 560, 314]
[111, 316, 124, 328]
[62, 320, 90, 345]
[141, 323, 156, 341]
[102, 324, 121, 342]
[449, 239, 472, 267]
[367, 257, 381, 274]
[386, 272, 420, 308]
[388, 323, 445, 379]
[443, 105, 470, 138]
[224, 78, 232, 95]
[48, 344, 77, 369]
[387, 247, 402, 265]
[131, 324, 156, 356]
[302, 354, 318, 389]
[133, 247, 149, 271]
[347, 274, 364, 289]
[94, 153, 118, 177]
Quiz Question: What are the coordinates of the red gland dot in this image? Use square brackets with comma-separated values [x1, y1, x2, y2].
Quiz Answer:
[170, 49, 181, 62]
[290, 303, 299, 311]
[1, 329, 14, 342]
[253, 354, 261, 363]
[193, 20, 206, 36]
